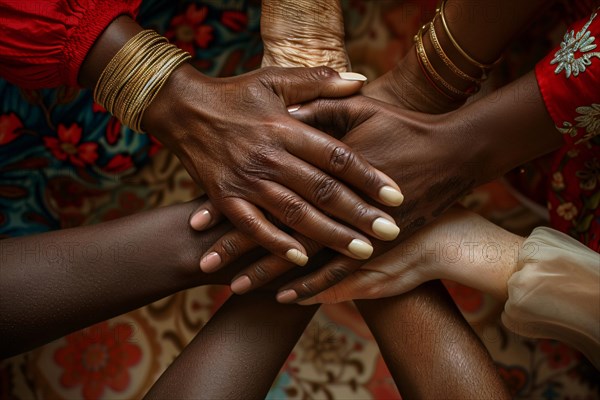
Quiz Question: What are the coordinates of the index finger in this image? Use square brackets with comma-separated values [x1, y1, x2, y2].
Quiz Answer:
[284, 118, 404, 207]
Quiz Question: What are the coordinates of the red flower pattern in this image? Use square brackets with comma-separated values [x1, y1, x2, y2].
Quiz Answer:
[539, 339, 579, 369]
[0, 113, 23, 145]
[221, 11, 248, 32]
[105, 117, 122, 145]
[103, 154, 133, 174]
[166, 5, 214, 55]
[43, 123, 99, 167]
[54, 322, 142, 400]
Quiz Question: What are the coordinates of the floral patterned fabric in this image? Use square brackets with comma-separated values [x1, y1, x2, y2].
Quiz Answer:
[535, 10, 600, 251]
[1, 1, 599, 400]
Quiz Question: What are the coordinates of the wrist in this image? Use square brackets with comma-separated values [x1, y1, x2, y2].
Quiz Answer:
[79, 16, 143, 88]
[363, 49, 466, 114]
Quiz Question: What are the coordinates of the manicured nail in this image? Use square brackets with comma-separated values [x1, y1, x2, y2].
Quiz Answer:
[231, 275, 252, 294]
[372, 217, 400, 240]
[190, 209, 211, 230]
[199, 252, 221, 273]
[379, 186, 404, 206]
[287, 104, 301, 113]
[276, 289, 298, 303]
[347, 239, 374, 259]
[286, 249, 308, 266]
[339, 72, 368, 82]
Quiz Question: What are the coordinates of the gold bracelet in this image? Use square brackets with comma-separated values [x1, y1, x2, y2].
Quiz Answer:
[429, 13, 482, 85]
[414, 24, 470, 99]
[112, 43, 173, 124]
[129, 49, 190, 132]
[94, 30, 160, 105]
[101, 35, 168, 113]
[93, 30, 191, 133]
[438, 0, 502, 73]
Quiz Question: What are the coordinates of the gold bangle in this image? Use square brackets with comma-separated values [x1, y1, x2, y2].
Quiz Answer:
[93, 29, 191, 133]
[130, 49, 190, 132]
[94, 30, 160, 105]
[438, 0, 502, 73]
[414, 24, 470, 99]
[429, 13, 482, 85]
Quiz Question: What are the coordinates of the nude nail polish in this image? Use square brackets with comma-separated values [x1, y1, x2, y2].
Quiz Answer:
[379, 186, 404, 206]
[199, 252, 221, 273]
[339, 72, 368, 81]
[190, 209, 211, 230]
[231, 275, 252, 294]
[286, 249, 308, 266]
[372, 217, 400, 240]
[347, 239, 374, 259]
[276, 289, 298, 303]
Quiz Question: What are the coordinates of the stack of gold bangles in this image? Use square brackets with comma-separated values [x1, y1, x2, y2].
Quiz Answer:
[414, 0, 502, 100]
[94, 30, 191, 133]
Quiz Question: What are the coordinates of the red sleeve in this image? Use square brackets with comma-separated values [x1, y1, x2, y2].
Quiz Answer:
[0, 0, 141, 89]
[535, 10, 600, 147]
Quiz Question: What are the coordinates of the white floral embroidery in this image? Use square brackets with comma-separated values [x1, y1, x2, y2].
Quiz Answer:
[574, 104, 600, 141]
[551, 12, 600, 78]
[556, 103, 600, 144]
[556, 202, 578, 221]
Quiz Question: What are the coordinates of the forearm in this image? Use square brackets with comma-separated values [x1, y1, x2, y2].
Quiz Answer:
[367, 0, 552, 111]
[356, 282, 510, 399]
[453, 71, 563, 185]
[0, 200, 243, 358]
[145, 292, 318, 399]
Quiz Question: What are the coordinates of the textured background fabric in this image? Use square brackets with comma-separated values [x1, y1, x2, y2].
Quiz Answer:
[1, 1, 598, 399]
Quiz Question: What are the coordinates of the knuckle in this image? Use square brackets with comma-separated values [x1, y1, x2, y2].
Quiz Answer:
[311, 176, 340, 207]
[250, 263, 271, 284]
[220, 237, 240, 258]
[327, 145, 355, 175]
[323, 266, 350, 285]
[280, 196, 309, 226]
[238, 214, 261, 233]
[362, 168, 379, 190]
[298, 280, 317, 298]
[310, 66, 336, 80]
[353, 203, 370, 222]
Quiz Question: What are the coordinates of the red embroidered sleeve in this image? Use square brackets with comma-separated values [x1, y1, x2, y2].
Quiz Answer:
[0, 0, 141, 89]
[535, 10, 600, 147]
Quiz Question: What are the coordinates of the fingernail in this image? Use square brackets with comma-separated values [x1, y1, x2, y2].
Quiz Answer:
[286, 249, 308, 266]
[339, 72, 368, 82]
[372, 217, 400, 240]
[379, 186, 404, 206]
[199, 252, 221, 273]
[287, 104, 301, 113]
[231, 275, 252, 294]
[190, 209, 211, 230]
[347, 239, 374, 259]
[276, 289, 298, 303]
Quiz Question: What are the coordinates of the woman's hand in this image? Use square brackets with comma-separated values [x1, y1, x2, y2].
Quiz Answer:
[142, 64, 404, 266]
[190, 96, 481, 294]
[261, 0, 349, 72]
[298, 207, 523, 304]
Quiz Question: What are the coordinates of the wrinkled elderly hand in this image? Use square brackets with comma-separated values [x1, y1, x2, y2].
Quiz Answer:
[144, 64, 404, 267]
[261, 0, 349, 72]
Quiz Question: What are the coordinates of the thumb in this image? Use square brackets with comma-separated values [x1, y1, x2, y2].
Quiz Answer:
[263, 66, 367, 105]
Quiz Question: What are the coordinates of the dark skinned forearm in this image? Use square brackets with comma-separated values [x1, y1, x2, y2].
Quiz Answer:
[357, 282, 510, 399]
[145, 293, 319, 399]
[0, 200, 248, 358]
